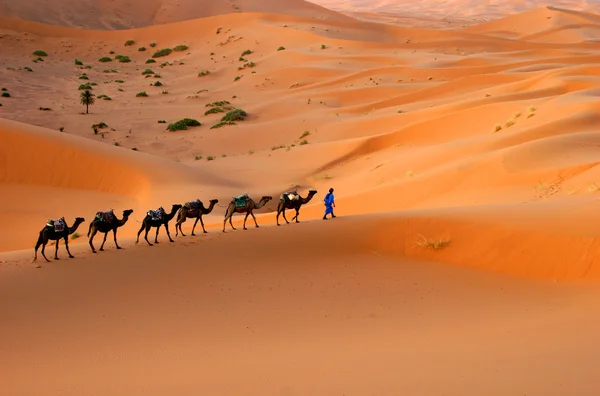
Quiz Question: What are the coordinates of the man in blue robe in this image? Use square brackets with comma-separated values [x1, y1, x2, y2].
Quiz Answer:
[323, 187, 336, 219]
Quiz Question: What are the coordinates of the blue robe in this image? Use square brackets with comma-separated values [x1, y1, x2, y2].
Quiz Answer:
[324, 193, 334, 215]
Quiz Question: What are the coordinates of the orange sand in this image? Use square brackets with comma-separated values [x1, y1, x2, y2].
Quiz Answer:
[3, 1, 600, 395]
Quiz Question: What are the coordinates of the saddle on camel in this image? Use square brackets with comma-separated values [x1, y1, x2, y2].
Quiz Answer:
[233, 193, 249, 207]
[184, 199, 202, 210]
[148, 206, 166, 221]
[281, 190, 300, 203]
[46, 217, 66, 232]
[94, 209, 116, 223]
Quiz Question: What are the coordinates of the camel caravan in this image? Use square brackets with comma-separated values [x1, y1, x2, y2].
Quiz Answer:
[33, 189, 320, 262]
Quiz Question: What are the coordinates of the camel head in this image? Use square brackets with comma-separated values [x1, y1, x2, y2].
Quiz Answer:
[171, 204, 183, 212]
[123, 209, 134, 217]
[261, 196, 273, 203]
[74, 217, 86, 224]
[308, 190, 318, 195]
[209, 199, 219, 204]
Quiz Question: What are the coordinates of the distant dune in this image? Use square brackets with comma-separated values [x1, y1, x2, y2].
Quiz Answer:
[0, 0, 352, 29]
[4, 2, 600, 395]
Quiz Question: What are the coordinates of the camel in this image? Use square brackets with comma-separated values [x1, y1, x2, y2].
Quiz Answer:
[87, 209, 134, 253]
[33, 217, 85, 262]
[136, 204, 182, 246]
[223, 194, 272, 232]
[175, 198, 219, 236]
[276, 189, 318, 226]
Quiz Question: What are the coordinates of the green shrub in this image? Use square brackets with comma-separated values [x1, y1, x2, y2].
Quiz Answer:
[198, 70, 210, 77]
[149, 42, 157, 47]
[206, 100, 230, 107]
[152, 48, 172, 58]
[221, 109, 247, 122]
[152, 81, 162, 87]
[115, 55, 131, 63]
[136, 91, 148, 97]
[241, 49, 252, 56]
[158, 120, 166, 123]
[92, 122, 108, 129]
[115, 79, 124, 83]
[205, 107, 224, 115]
[74, 59, 83, 65]
[141, 69, 154, 75]
[210, 121, 236, 129]
[78, 83, 93, 90]
[1, 92, 10, 98]
[33, 50, 48, 56]
[173, 45, 188, 52]
[24, 66, 32, 72]
[124, 40, 135, 46]
[146, 59, 156, 64]
[138, 47, 146, 52]
[99, 57, 112, 62]
[79, 75, 89, 80]
[277, 46, 285, 51]
[167, 118, 201, 131]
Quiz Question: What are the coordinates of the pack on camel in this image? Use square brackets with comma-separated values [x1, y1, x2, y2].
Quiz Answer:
[33, 216, 85, 262]
[136, 204, 182, 246]
[87, 209, 134, 253]
[223, 193, 272, 232]
[175, 198, 219, 236]
[276, 189, 317, 226]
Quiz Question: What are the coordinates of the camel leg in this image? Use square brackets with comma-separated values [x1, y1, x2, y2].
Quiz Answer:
[136, 222, 145, 244]
[199, 215, 208, 233]
[113, 228, 122, 249]
[64, 236, 74, 259]
[154, 224, 161, 244]
[191, 217, 199, 236]
[89, 227, 98, 253]
[282, 207, 290, 224]
[40, 239, 51, 262]
[33, 233, 43, 262]
[54, 238, 60, 260]
[99, 230, 109, 251]
[175, 216, 185, 237]
[293, 208, 300, 223]
[143, 224, 153, 246]
[165, 223, 174, 242]
[250, 211, 259, 228]
[243, 212, 250, 230]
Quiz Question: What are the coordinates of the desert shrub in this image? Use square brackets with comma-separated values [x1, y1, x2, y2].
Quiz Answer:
[206, 100, 230, 107]
[210, 121, 236, 129]
[136, 91, 148, 97]
[321, 44, 327, 49]
[207, 156, 215, 161]
[33, 50, 47, 57]
[198, 70, 210, 77]
[141, 69, 154, 75]
[173, 45, 188, 52]
[24, 66, 33, 72]
[299, 139, 308, 145]
[99, 57, 112, 62]
[277, 46, 285, 51]
[124, 40, 135, 46]
[0, 92, 8, 98]
[149, 42, 157, 47]
[103, 96, 112, 100]
[167, 118, 201, 131]
[152, 48, 172, 58]
[146, 59, 156, 64]
[221, 109, 247, 122]
[74, 59, 83, 65]
[161, 90, 168, 94]
[78, 83, 93, 90]
[138, 47, 146, 52]
[204, 107, 224, 115]
[115, 79, 124, 83]
[234, 75, 242, 81]
[158, 120, 166, 123]
[152, 81, 162, 87]
[241, 49, 252, 56]
[92, 122, 108, 129]
[79, 75, 89, 80]
[115, 55, 131, 63]
[299, 131, 310, 139]
[39, 107, 51, 111]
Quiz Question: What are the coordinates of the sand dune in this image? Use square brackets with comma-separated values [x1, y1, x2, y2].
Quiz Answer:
[4, 2, 600, 395]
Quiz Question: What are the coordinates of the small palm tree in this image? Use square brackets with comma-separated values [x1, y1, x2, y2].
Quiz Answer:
[80, 89, 95, 114]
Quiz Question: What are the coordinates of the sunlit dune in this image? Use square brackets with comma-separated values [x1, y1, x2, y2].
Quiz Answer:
[3, 0, 600, 395]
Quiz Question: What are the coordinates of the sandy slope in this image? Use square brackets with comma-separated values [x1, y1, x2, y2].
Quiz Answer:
[4, 2, 600, 395]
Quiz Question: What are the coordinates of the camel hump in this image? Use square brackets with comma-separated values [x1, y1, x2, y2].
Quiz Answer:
[233, 194, 249, 207]
[282, 191, 299, 202]
[147, 208, 164, 221]
[95, 210, 115, 222]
